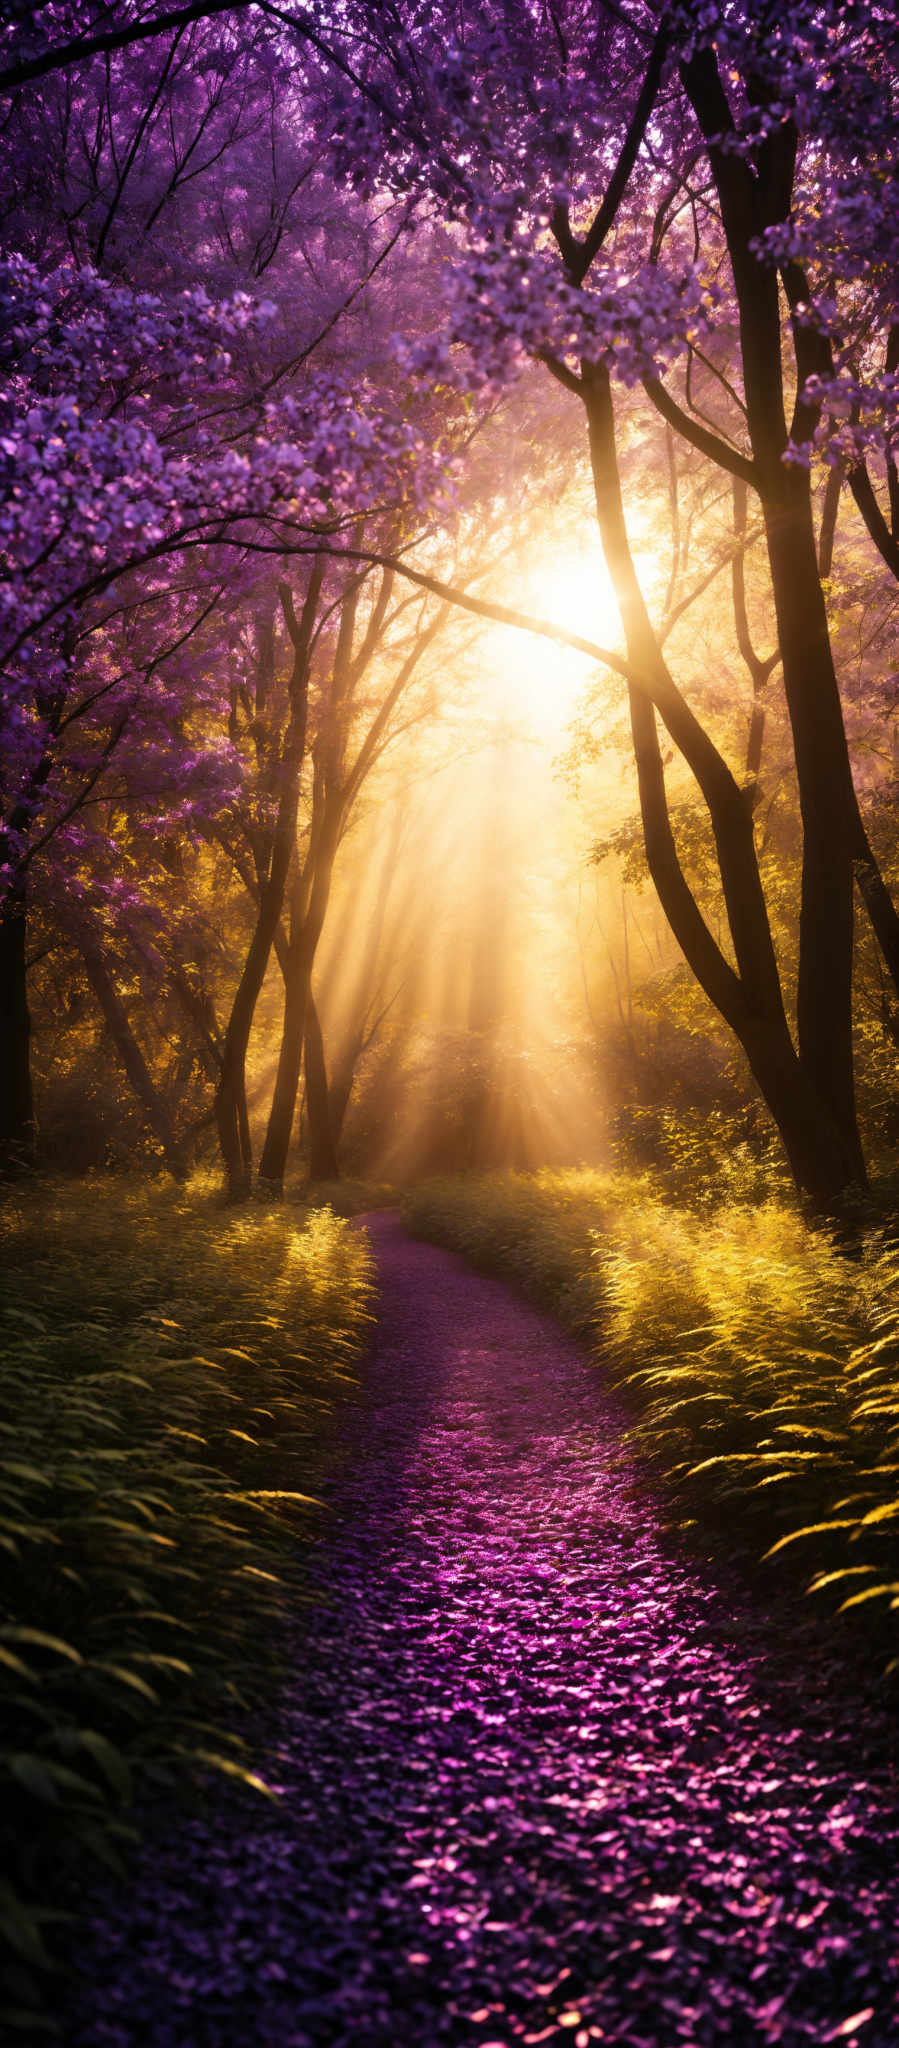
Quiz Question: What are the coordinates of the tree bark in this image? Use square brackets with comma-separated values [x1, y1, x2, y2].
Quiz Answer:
[257, 792, 342, 1191]
[676, 52, 867, 1190]
[0, 890, 35, 1173]
[79, 929, 186, 1177]
[258, 565, 449, 1192]
[214, 559, 323, 1199]
[304, 987, 339, 1182]
[583, 359, 864, 1212]
[758, 484, 864, 1177]
[323, 808, 407, 1152]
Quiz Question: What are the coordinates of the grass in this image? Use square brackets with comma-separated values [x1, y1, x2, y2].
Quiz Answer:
[298, 1177, 400, 1217]
[0, 1174, 375, 2034]
[405, 1170, 899, 1677]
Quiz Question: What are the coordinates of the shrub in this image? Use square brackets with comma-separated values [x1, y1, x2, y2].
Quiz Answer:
[0, 1176, 374, 2033]
[405, 1171, 899, 1674]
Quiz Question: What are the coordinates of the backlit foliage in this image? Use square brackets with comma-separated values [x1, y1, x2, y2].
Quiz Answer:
[0, 1178, 374, 2029]
[406, 1174, 899, 1669]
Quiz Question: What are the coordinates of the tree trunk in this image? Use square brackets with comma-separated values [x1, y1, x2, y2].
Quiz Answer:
[758, 485, 865, 1182]
[215, 1032, 254, 1201]
[79, 930, 185, 1177]
[327, 1050, 358, 1152]
[258, 798, 342, 1192]
[214, 560, 323, 1199]
[305, 987, 339, 1182]
[583, 361, 864, 1213]
[320, 804, 407, 1156]
[0, 891, 35, 1173]
[168, 962, 222, 1082]
[256, 906, 311, 1192]
[682, 50, 866, 1191]
[852, 819, 899, 994]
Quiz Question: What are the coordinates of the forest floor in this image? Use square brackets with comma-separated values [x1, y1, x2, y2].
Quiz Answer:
[63, 1213, 899, 2048]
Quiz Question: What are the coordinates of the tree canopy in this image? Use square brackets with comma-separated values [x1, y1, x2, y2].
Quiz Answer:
[3, 0, 899, 1209]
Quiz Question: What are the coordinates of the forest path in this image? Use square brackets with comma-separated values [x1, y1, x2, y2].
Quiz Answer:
[68, 1212, 899, 2048]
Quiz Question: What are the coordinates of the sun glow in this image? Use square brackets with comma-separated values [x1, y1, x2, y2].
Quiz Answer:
[483, 540, 626, 742]
[528, 548, 623, 650]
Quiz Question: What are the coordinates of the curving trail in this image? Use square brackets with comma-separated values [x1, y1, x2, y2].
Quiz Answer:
[68, 1214, 899, 2047]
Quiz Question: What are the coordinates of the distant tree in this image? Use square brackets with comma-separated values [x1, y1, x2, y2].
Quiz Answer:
[297, 0, 899, 1211]
[8, 0, 899, 1210]
[0, 19, 453, 1178]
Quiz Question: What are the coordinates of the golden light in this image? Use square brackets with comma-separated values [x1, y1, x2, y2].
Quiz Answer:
[482, 539, 625, 742]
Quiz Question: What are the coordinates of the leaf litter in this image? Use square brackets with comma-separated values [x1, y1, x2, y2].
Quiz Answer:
[63, 1215, 899, 2047]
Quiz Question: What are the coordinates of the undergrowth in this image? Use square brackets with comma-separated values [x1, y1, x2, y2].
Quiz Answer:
[299, 1177, 399, 1218]
[406, 1171, 899, 1675]
[0, 1175, 374, 2035]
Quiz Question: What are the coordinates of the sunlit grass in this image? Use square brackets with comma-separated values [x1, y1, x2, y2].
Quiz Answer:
[0, 1173, 374, 2030]
[405, 1171, 899, 1674]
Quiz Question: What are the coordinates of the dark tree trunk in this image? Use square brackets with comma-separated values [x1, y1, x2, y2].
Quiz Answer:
[759, 483, 864, 1178]
[0, 892, 35, 1173]
[583, 361, 864, 1213]
[79, 931, 185, 1177]
[688, 60, 861, 1176]
[670, 52, 868, 1195]
[327, 1053, 357, 1152]
[258, 566, 447, 1193]
[256, 908, 311, 1192]
[215, 1032, 254, 1201]
[731, 476, 779, 795]
[215, 882, 283, 1200]
[257, 570, 364, 1195]
[305, 988, 339, 1182]
[320, 804, 407, 1156]
[852, 820, 899, 995]
[258, 799, 341, 1192]
[214, 561, 323, 1199]
[168, 962, 222, 1082]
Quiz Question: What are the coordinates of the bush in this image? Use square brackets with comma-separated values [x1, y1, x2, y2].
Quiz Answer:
[0, 1176, 374, 2034]
[405, 1171, 899, 1674]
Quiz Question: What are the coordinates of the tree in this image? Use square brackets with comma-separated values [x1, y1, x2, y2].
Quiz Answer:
[296, 0, 899, 1210]
[256, 558, 454, 1189]
[0, 136, 450, 1174]
[8, 1, 899, 1208]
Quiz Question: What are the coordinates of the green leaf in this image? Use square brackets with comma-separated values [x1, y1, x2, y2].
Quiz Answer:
[807, 1567, 876, 1594]
[0, 1884, 52, 1967]
[0, 1646, 35, 1680]
[764, 1519, 859, 1557]
[179, 1748, 280, 1798]
[129, 1654, 193, 1676]
[0, 1628, 82, 1664]
[8, 1756, 59, 1806]
[88, 1664, 159, 1704]
[226, 1489, 321, 1505]
[838, 1584, 899, 1611]
[67, 1731, 132, 1803]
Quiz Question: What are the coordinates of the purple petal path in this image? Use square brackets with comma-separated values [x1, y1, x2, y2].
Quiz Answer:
[66, 1213, 899, 2047]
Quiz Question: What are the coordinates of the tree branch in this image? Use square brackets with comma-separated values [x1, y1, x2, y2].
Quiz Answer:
[643, 373, 757, 486]
[0, 0, 254, 92]
[569, 19, 670, 285]
[849, 463, 899, 580]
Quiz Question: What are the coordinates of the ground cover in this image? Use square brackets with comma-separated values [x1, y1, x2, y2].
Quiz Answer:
[62, 1216, 899, 2047]
[0, 1175, 375, 2034]
[404, 1172, 899, 1680]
